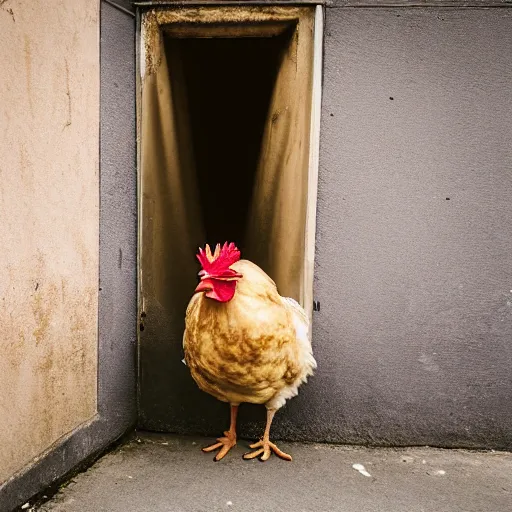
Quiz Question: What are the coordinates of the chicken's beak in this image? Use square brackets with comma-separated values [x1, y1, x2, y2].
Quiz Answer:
[195, 279, 213, 294]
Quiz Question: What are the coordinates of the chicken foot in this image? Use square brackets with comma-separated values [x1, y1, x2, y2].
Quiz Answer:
[202, 404, 238, 461]
[243, 409, 292, 462]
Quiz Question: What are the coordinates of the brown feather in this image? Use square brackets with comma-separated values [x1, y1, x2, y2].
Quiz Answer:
[183, 260, 315, 408]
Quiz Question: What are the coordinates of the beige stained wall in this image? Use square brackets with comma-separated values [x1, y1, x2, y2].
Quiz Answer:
[0, 0, 99, 483]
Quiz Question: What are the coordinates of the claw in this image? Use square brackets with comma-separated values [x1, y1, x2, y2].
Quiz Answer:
[243, 439, 292, 462]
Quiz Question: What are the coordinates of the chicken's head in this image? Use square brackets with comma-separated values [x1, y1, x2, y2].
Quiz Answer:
[195, 242, 243, 302]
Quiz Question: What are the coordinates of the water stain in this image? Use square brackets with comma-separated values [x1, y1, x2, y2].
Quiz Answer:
[24, 35, 34, 116]
[32, 284, 56, 345]
[63, 58, 72, 130]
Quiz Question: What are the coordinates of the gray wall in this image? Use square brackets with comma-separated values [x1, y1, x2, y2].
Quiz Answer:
[141, 6, 512, 450]
[309, 7, 512, 448]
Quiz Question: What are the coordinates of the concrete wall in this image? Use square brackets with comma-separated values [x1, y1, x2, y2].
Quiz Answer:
[0, 0, 100, 484]
[1, 2, 137, 509]
[308, 7, 512, 448]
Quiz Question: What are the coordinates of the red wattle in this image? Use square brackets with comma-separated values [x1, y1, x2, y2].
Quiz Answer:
[195, 277, 237, 303]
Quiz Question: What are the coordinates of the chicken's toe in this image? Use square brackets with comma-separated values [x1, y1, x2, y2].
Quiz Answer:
[202, 441, 223, 453]
[269, 441, 292, 461]
[243, 439, 292, 462]
[201, 433, 236, 461]
[260, 447, 272, 461]
[243, 447, 264, 460]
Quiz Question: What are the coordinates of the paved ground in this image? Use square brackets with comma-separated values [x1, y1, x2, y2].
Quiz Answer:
[34, 433, 511, 512]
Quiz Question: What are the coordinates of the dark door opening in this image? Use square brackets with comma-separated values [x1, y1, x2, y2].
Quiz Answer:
[139, 8, 318, 432]
[167, 36, 287, 252]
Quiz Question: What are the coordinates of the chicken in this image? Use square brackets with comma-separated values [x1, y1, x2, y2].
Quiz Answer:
[183, 242, 317, 461]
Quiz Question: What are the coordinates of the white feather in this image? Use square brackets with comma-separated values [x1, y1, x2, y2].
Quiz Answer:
[266, 297, 317, 410]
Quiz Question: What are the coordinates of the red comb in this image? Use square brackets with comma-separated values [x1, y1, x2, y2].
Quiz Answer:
[196, 242, 241, 277]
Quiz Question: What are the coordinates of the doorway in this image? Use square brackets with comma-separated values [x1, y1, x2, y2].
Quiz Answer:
[138, 6, 322, 431]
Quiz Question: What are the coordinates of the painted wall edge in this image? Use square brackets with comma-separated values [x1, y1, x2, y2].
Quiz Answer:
[0, 2, 138, 510]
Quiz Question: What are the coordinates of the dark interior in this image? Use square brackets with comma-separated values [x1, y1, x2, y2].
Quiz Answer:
[164, 35, 288, 251]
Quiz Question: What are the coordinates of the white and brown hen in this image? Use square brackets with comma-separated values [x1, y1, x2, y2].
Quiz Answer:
[183, 242, 316, 461]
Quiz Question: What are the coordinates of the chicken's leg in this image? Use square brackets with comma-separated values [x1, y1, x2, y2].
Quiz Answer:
[202, 404, 238, 461]
[243, 408, 292, 462]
